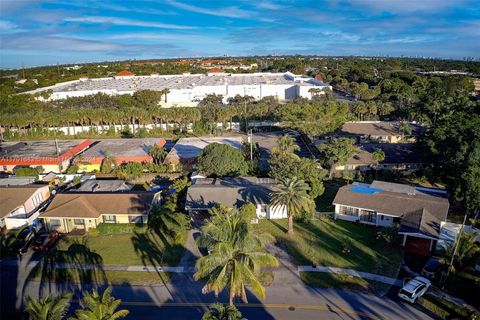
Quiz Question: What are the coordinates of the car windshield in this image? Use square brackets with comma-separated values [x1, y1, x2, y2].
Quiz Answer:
[399, 289, 414, 298]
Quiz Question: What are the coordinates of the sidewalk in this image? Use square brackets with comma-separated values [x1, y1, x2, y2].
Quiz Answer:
[1, 259, 184, 273]
[298, 265, 402, 286]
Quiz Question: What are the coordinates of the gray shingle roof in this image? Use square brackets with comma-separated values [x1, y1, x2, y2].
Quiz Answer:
[333, 181, 449, 237]
[186, 177, 277, 210]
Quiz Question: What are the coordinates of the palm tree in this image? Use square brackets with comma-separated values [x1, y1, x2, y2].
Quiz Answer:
[100, 150, 117, 174]
[24, 292, 72, 320]
[272, 135, 300, 158]
[270, 177, 314, 235]
[371, 148, 385, 179]
[446, 231, 480, 273]
[194, 207, 278, 305]
[202, 303, 246, 320]
[148, 205, 188, 240]
[147, 144, 167, 164]
[73, 287, 129, 320]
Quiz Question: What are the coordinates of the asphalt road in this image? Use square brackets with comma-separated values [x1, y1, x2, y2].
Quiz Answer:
[0, 264, 437, 320]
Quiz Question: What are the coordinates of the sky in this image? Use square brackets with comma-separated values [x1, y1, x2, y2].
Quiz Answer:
[0, 0, 479, 68]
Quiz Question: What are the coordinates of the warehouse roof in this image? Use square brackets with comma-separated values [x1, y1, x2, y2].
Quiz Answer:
[77, 138, 166, 164]
[0, 140, 92, 165]
[25, 72, 330, 95]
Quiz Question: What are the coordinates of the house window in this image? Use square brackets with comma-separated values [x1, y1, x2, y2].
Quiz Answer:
[129, 216, 143, 224]
[49, 219, 61, 227]
[339, 206, 358, 216]
[103, 215, 116, 223]
[74, 219, 84, 225]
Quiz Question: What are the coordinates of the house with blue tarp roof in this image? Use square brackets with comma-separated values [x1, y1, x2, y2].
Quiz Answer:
[332, 180, 449, 256]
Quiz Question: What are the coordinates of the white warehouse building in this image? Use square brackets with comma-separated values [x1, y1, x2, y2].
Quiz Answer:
[25, 71, 332, 107]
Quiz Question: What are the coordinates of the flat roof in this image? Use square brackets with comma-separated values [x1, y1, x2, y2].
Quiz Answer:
[26, 72, 329, 94]
[80, 138, 165, 158]
[166, 136, 244, 160]
[0, 140, 92, 165]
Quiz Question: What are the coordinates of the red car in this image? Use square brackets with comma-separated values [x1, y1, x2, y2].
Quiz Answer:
[32, 231, 60, 252]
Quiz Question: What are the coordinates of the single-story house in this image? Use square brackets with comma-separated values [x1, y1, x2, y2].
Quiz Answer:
[331, 144, 424, 172]
[164, 136, 243, 171]
[0, 185, 51, 230]
[0, 140, 93, 173]
[185, 177, 287, 219]
[40, 192, 159, 233]
[333, 181, 449, 256]
[75, 138, 166, 172]
[322, 121, 425, 144]
[75, 179, 132, 192]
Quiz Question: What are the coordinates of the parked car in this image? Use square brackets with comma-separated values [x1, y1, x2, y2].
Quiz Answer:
[11, 226, 37, 255]
[32, 231, 60, 252]
[421, 256, 444, 279]
[398, 277, 431, 303]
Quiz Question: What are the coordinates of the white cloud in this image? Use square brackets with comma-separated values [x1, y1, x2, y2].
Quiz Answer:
[164, 0, 255, 19]
[64, 16, 195, 30]
[351, 0, 461, 13]
[254, 1, 287, 10]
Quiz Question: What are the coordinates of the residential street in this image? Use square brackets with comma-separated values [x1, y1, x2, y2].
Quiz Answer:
[0, 245, 437, 320]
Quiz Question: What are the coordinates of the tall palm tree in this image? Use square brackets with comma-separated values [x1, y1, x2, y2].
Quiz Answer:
[270, 177, 314, 235]
[202, 303, 246, 320]
[194, 207, 278, 305]
[24, 292, 72, 320]
[73, 287, 129, 320]
[371, 148, 385, 179]
[272, 135, 300, 158]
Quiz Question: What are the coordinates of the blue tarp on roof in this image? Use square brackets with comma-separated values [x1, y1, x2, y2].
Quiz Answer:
[349, 183, 382, 195]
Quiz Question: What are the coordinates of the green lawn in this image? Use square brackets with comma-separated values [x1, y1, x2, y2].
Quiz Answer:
[37, 226, 187, 285]
[57, 227, 186, 267]
[253, 218, 403, 277]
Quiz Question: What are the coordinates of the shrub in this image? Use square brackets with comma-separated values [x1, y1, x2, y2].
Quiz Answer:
[95, 223, 147, 235]
[376, 223, 400, 244]
[15, 166, 42, 176]
[66, 165, 79, 174]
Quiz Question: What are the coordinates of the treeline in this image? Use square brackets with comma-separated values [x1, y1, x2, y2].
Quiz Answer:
[0, 90, 352, 138]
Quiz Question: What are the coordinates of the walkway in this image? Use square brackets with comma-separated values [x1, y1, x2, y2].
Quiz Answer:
[298, 266, 403, 286]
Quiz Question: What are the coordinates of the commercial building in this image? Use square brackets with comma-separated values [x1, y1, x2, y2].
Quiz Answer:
[0, 140, 92, 173]
[0, 185, 50, 230]
[24, 72, 332, 106]
[40, 192, 159, 233]
[333, 181, 449, 255]
[75, 138, 166, 172]
[185, 177, 287, 220]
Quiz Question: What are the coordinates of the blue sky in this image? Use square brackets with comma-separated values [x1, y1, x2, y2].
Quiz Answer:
[1, 0, 479, 68]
